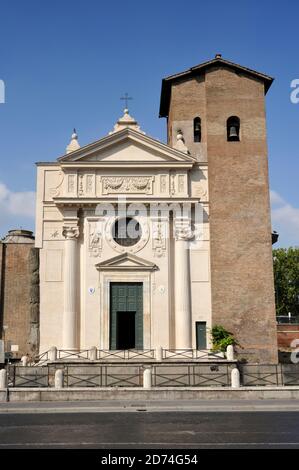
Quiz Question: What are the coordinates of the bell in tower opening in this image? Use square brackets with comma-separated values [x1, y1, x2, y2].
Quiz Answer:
[227, 116, 240, 141]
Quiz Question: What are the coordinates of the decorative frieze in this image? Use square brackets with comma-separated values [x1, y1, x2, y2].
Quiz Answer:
[160, 175, 167, 194]
[78, 173, 84, 197]
[101, 176, 154, 195]
[86, 175, 93, 194]
[71, 172, 96, 197]
[49, 171, 64, 198]
[194, 184, 207, 200]
[68, 174, 75, 193]
[170, 171, 176, 195]
[178, 174, 185, 193]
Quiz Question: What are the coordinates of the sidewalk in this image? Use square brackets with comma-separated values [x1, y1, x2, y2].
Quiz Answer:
[1, 398, 299, 413]
[2, 385, 299, 403]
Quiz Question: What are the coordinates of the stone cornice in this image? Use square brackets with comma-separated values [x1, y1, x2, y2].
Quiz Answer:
[56, 128, 196, 164]
[52, 197, 205, 206]
[36, 160, 207, 168]
[96, 252, 158, 272]
[59, 161, 195, 169]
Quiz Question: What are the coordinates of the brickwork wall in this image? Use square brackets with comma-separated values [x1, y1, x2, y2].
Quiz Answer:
[167, 66, 278, 363]
[277, 324, 299, 350]
[0, 242, 39, 357]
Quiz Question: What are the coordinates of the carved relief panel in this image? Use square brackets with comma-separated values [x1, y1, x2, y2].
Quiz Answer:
[151, 218, 169, 257]
[63, 171, 97, 198]
[190, 166, 208, 201]
[78, 172, 96, 198]
[159, 174, 168, 195]
[169, 171, 188, 197]
[101, 176, 154, 195]
[88, 218, 105, 257]
[66, 172, 78, 197]
[44, 170, 65, 201]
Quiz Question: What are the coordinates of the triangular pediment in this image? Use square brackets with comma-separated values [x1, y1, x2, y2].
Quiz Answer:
[58, 128, 195, 165]
[96, 252, 158, 272]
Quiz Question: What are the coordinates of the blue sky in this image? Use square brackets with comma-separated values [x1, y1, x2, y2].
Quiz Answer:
[0, 0, 298, 247]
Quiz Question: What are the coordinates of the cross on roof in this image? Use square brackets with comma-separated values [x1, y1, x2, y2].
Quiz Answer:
[120, 92, 133, 109]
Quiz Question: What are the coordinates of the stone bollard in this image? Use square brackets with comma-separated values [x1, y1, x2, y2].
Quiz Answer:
[231, 367, 240, 388]
[89, 346, 97, 361]
[155, 346, 163, 362]
[143, 368, 152, 389]
[49, 346, 57, 362]
[0, 369, 7, 389]
[21, 355, 29, 367]
[226, 344, 234, 361]
[54, 369, 64, 388]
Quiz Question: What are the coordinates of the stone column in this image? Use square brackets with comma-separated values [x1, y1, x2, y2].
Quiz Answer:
[62, 226, 79, 349]
[174, 219, 193, 349]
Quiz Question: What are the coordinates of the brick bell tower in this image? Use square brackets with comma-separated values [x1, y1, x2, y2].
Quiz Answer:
[159, 54, 278, 363]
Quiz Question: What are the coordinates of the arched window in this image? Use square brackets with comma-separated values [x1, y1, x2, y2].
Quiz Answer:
[227, 116, 240, 141]
[193, 117, 201, 142]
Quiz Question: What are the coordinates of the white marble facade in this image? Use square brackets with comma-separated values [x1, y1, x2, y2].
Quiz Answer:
[35, 110, 211, 353]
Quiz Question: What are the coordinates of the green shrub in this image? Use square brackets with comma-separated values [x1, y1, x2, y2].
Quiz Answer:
[210, 325, 238, 353]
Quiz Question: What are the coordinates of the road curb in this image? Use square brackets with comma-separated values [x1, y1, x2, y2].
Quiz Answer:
[2, 386, 299, 402]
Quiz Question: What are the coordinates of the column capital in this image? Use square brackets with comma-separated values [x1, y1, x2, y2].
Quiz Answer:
[62, 225, 79, 240]
[174, 218, 193, 241]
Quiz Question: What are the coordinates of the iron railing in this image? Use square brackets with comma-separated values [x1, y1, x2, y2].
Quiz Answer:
[5, 363, 232, 388]
[63, 365, 142, 387]
[29, 348, 225, 365]
[57, 349, 90, 361]
[5, 363, 299, 388]
[7, 366, 50, 388]
[28, 350, 50, 367]
[96, 349, 155, 361]
[162, 349, 224, 360]
[240, 365, 281, 387]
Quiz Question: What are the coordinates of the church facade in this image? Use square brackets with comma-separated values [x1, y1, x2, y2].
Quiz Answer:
[35, 55, 278, 363]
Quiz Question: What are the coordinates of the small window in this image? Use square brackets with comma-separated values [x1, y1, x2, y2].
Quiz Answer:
[196, 321, 207, 350]
[193, 117, 201, 142]
[227, 116, 240, 141]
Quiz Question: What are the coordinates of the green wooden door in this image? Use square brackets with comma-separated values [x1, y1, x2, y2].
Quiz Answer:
[110, 282, 143, 350]
[196, 321, 207, 349]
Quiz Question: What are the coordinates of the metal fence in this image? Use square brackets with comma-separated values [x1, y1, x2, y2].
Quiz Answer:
[152, 364, 230, 387]
[6, 363, 299, 388]
[7, 366, 50, 388]
[29, 348, 224, 365]
[240, 364, 299, 386]
[6, 363, 231, 388]
[162, 349, 223, 361]
[96, 349, 155, 361]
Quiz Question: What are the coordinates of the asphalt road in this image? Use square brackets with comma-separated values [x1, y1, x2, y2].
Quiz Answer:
[1, 406, 299, 448]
